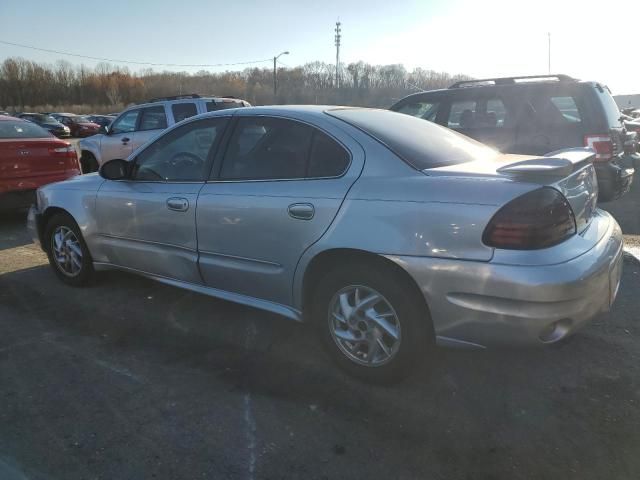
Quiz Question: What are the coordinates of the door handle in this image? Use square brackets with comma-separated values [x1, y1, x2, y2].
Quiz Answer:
[121, 137, 130, 144]
[288, 203, 315, 220]
[167, 197, 189, 212]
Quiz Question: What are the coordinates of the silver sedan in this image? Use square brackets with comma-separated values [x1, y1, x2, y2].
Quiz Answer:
[28, 106, 624, 383]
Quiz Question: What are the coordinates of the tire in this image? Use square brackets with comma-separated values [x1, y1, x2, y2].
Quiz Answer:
[44, 212, 94, 286]
[80, 152, 98, 174]
[311, 261, 434, 384]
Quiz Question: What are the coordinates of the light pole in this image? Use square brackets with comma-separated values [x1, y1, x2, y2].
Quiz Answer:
[273, 51, 289, 100]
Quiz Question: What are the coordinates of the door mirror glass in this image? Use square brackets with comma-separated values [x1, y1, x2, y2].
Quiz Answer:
[100, 125, 109, 134]
[99, 158, 130, 180]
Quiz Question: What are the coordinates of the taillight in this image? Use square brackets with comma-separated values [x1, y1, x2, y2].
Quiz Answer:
[483, 187, 576, 250]
[584, 134, 614, 161]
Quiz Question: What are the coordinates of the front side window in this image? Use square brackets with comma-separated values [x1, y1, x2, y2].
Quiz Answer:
[396, 101, 440, 122]
[448, 100, 478, 128]
[172, 103, 198, 123]
[206, 100, 244, 112]
[220, 117, 314, 180]
[138, 106, 168, 131]
[111, 110, 139, 134]
[132, 118, 228, 182]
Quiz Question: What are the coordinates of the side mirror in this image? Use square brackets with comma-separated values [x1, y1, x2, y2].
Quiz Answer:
[99, 125, 108, 134]
[99, 158, 130, 180]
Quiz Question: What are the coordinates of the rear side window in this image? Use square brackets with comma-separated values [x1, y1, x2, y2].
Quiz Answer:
[448, 100, 477, 128]
[395, 100, 440, 122]
[328, 108, 497, 170]
[206, 101, 244, 112]
[527, 91, 584, 125]
[220, 117, 313, 180]
[138, 106, 168, 131]
[308, 132, 350, 178]
[0, 120, 50, 139]
[172, 103, 198, 123]
[485, 99, 507, 127]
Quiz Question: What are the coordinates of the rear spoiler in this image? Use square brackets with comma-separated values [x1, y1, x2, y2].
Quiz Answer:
[497, 148, 595, 177]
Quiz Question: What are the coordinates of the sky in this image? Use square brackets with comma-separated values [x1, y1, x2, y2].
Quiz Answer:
[0, 0, 638, 94]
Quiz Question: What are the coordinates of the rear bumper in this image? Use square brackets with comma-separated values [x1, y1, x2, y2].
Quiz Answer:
[387, 211, 624, 348]
[0, 190, 37, 210]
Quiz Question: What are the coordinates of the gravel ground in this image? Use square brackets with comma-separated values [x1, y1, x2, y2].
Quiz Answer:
[0, 180, 639, 479]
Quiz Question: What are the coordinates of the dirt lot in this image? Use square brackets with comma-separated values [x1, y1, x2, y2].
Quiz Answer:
[1, 183, 640, 479]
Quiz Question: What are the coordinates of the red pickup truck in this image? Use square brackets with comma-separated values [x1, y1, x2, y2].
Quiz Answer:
[0, 116, 80, 210]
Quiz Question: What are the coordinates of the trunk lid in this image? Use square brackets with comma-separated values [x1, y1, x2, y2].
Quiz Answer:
[0, 138, 69, 180]
[426, 148, 598, 233]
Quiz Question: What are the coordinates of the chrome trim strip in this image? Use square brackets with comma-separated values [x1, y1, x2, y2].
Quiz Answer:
[435, 336, 486, 349]
[198, 250, 282, 268]
[97, 234, 197, 253]
[92, 262, 302, 322]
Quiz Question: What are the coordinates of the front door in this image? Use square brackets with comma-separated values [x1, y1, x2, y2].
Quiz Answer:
[95, 117, 229, 283]
[100, 109, 140, 162]
[197, 114, 364, 306]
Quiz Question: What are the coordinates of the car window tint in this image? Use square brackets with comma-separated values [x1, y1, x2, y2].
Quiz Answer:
[307, 132, 350, 178]
[111, 110, 139, 134]
[138, 106, 167, 131]
[549, 96, 582, 123]
[133, 118, 227, 182]
[172, 103, 198, 123]
[448, 100, 478, 128]
[206, 101, 244, 112]
[396, 101, 440, 121]
[220, 117, 313, 180]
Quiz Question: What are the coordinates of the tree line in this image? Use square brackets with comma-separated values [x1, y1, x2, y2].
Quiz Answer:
[0, 57, 470, 113]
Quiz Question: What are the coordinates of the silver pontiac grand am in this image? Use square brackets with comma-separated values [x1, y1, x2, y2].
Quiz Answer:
[28, 106, 623, 382]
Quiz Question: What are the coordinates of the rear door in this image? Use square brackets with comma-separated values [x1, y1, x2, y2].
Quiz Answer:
[196, 114, 364, 306]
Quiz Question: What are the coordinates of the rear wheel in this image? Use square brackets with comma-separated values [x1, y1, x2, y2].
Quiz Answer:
[312, 262, 434, 383]
[44, 213, 94, 286]
[80, 151, 98, 174]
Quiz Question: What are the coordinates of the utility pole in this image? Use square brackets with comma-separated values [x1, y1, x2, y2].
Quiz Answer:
[548, 32, 551, 74]
[335, 21, 341, 88]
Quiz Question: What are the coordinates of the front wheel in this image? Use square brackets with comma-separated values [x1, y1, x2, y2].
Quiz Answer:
[44, 213, 94, 286]
[80, 152, 99, 174]
[312, 262, 434, 383]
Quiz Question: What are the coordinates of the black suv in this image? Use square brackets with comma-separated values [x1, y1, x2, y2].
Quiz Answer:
[390, 75, 633, 202]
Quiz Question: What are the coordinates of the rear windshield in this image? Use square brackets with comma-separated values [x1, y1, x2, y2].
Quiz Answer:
[598, 86, 623, 128]
[0, 120, 51, 139]
[206, 101, 244, 112]
[73, 116, 91, 123]
[327, 108, 496, 169]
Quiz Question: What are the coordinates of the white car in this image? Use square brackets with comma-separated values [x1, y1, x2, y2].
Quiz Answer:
[78, 94, 250, 172]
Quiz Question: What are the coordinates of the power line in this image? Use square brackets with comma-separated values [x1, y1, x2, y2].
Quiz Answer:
[0, 39, 273, 68]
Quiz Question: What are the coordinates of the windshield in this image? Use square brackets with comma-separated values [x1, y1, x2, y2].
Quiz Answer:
[0, 120, 51, 138]
[327, 107, 497, 169]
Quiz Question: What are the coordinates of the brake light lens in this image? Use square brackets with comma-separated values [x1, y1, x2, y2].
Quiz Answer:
[483, 187, 576, 250]
[584, 134, 614, 161]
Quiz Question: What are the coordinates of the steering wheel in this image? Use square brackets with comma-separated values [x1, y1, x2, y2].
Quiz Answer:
[166, 151, 203, 170]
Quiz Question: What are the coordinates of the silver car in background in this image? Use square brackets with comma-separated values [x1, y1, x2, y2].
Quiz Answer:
[28, 106, 623, 383]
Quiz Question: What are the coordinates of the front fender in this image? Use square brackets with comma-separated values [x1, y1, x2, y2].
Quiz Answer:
[78, 136, 103, 164]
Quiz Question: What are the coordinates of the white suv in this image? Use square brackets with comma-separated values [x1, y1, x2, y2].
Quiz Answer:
[78, 94, 251, 172]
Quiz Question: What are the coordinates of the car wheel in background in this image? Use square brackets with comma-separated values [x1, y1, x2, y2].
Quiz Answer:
[44, 213, 94, 286]
[80, 152, 99, 174]
[312, 262, 434, 383]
